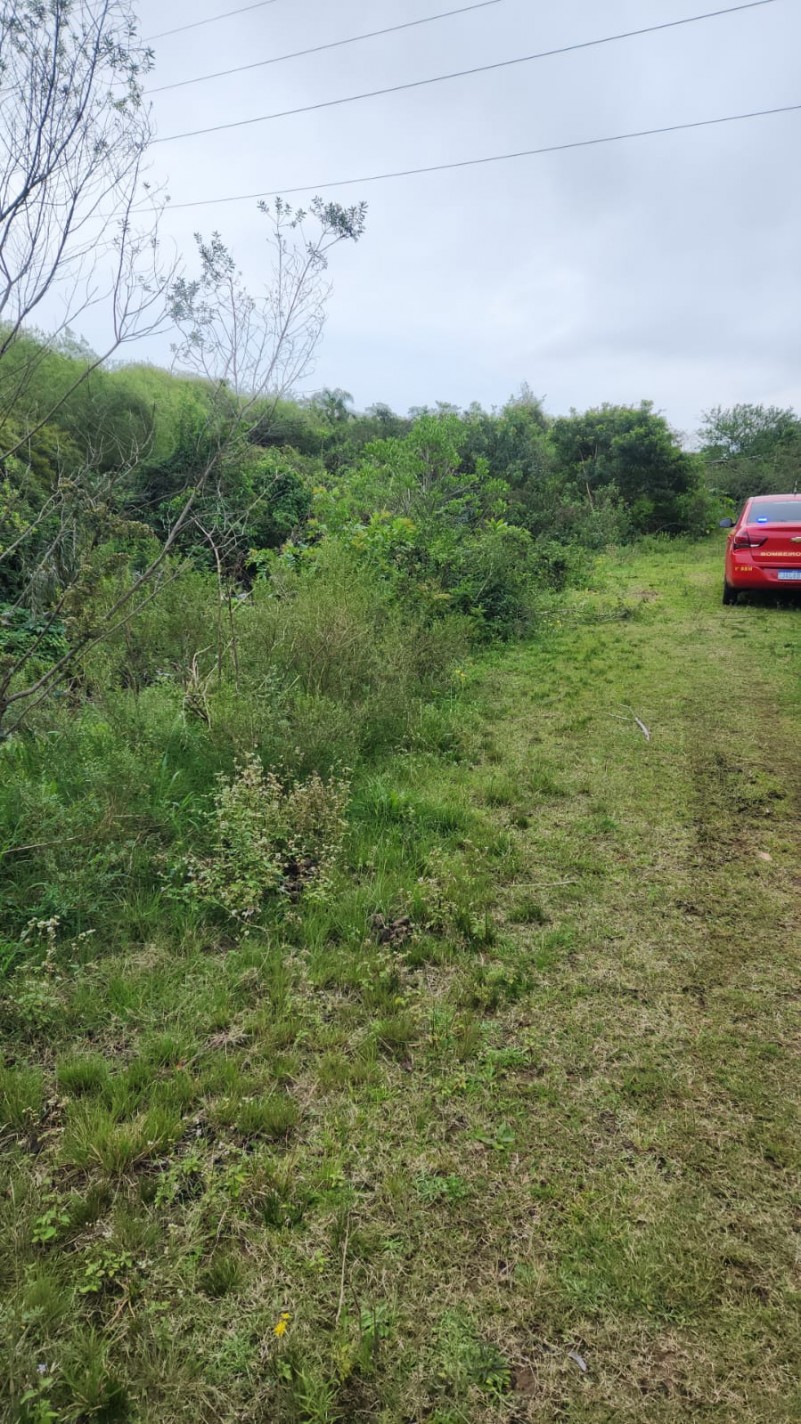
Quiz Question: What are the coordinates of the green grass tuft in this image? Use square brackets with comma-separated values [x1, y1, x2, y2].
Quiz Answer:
[0, 1063, 44, 1129]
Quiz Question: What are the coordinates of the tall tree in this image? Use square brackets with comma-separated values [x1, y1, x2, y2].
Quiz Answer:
[699, 403, 801, 503]
[550, 402, 696, 533]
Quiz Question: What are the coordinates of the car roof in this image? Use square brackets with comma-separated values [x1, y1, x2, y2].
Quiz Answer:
[747, 493, 801, 501]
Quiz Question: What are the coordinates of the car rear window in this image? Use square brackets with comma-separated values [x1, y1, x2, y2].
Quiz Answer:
[749, 500, 801, 523]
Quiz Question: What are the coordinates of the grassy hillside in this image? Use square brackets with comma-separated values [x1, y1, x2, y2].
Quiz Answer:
[2, 536, 800, 1422]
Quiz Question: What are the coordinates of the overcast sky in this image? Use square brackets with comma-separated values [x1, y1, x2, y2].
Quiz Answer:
[128, 0, 800, 437]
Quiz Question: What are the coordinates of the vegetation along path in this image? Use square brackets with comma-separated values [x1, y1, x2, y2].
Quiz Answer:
[2, 538, 800, 1423]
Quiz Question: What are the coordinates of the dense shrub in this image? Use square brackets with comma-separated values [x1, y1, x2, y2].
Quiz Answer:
[0, 539, 470, 939]
[549, 402, 698, 535]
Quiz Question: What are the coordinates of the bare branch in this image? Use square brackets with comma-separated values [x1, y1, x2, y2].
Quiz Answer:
[0, 0, 175, 447]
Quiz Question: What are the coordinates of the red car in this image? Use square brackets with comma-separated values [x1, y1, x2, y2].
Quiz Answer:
[721, 493, 801, 604]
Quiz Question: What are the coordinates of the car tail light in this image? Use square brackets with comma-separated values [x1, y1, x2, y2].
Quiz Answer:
[733, 530, 766, 549]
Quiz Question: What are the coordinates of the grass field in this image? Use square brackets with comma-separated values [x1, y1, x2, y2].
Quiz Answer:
[2, 537, 800, 1422]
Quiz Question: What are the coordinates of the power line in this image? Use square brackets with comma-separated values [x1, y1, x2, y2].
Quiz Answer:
[162, 102, 801, 210]
[152, 0, 778, 145]
[145, 0, 283, 42]
[148, 1, 503, 96]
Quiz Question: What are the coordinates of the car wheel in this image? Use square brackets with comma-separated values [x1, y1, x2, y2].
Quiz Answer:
[722, 581, 738, 606]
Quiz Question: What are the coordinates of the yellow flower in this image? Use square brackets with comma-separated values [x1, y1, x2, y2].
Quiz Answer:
[273, 1312, 291, 1338]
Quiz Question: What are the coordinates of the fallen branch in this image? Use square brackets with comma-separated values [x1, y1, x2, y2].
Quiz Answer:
[608, 706, 651, 741]
[511, 879, 580, 890]
[0, 815, 145, 858]
[624, 705, 651, 741]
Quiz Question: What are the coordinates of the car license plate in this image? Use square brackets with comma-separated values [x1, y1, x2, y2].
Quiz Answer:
[777, 570, 801, 580]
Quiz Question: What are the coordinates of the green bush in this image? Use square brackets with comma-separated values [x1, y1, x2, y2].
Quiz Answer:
[433, 520, 539, 635]
[167, 755, 350, 922]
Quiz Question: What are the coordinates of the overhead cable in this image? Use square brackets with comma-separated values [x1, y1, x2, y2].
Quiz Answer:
[148, 1, 503, 95]
[146, 0, 283, 42]
[153, 1, 779, 145]
[161, 102, 801, 209]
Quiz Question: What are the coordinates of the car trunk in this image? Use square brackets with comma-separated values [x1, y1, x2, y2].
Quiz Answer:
[748, 520, 801, 572]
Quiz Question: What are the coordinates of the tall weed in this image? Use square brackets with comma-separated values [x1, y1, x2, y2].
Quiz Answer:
[166, 755, 350, 922]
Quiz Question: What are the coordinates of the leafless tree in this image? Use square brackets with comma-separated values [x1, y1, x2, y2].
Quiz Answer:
[170, 197, 366, 410]
[163, 197, 367, 683]
[0, 0, 173, 448]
